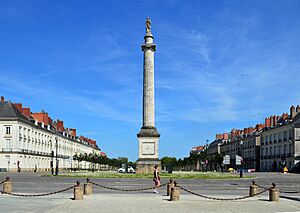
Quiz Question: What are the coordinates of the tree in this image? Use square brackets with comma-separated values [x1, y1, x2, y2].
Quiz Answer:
[214, 153, 224, 171]
[161, 156, 177, 166]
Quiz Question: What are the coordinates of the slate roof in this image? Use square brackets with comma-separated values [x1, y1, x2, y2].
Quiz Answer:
[0, 101, 31, 124]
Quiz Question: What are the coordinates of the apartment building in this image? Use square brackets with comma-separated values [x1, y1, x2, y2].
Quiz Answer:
[0, 96, 102, 172]
[260, 106, 300, 171]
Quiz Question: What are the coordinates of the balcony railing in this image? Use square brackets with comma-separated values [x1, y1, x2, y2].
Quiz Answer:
[1, 148, 12, 152]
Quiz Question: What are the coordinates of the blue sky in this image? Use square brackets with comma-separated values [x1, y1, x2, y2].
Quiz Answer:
[1, 0, 300, 161]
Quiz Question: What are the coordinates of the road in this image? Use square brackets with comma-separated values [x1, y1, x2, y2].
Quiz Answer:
[0, 171, 300, 196]
[0, 172, 300, 213]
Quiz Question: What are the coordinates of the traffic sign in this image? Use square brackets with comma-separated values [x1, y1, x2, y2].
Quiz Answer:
[223, 155, 230, 165]
[236, 155, 242, 165]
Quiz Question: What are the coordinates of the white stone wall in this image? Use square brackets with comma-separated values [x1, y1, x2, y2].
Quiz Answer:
[260, 124, 295, 171]
[138, 136, 159, 159]
[0, 120, 100, 171]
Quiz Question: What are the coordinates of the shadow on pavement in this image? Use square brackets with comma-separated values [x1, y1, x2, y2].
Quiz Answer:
[280, 196, 300, 202]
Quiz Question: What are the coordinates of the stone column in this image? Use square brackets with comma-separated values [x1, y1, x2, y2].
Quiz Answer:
[136, 17, 161, 174]
[142, 32, 156, 127]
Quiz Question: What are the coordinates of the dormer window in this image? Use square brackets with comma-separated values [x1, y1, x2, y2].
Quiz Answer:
[5, 126, 11, 135]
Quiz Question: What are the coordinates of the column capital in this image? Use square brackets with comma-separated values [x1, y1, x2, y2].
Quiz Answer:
[141, 43, 156, 52]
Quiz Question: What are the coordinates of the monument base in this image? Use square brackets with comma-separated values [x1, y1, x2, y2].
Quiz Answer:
[136, 158, 161, 174]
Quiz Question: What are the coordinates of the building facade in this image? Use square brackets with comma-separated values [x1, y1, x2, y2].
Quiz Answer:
[260, 106, 300, 171]
[0, 96, 102, 172]
[207, 139, 222, 171]
[204, 105, 300, 172]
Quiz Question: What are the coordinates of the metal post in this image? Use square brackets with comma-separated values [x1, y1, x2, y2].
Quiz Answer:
[55, 137, 59, 176]
[240, 140, 243, 178]
[92, 155, 95, 173]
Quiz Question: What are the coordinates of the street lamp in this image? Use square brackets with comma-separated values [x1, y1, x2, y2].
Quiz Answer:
[50, 140, 54, 175]
[239, 140, 244, 178]
[91, 152, 96, 173]
[55, 136, 59, 176]
[205, 139, 209, 172]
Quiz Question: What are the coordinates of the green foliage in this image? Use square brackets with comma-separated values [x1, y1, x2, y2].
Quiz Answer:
[161, 156, 177, 166]
[73, 153, 134, 168]
[160, 148, 208, 169]
[214, 153, 223, 166]
[52, 171, 253, 179]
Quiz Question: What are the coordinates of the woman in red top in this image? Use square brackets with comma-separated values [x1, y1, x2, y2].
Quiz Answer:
[153, 165, 160, 193]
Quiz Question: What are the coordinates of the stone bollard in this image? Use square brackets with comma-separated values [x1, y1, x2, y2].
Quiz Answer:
[167, 179, 174, 196]
[3, 177, 12, 194]
[269, 183, 279, 201]
[249, 181, 258, 197]
[74, 181, 84, 200]
[84, 178, 93, 195]
[170, 181, 180, 201]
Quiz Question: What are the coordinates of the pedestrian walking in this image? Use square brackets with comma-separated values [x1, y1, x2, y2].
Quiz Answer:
[153, 165, 160, 193]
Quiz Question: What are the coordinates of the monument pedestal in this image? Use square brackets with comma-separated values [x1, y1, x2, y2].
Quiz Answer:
[136, 127, 160, 174]
[136, 159, 161, 174]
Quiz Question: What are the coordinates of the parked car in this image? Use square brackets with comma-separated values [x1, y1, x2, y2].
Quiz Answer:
[247, 168, 256, 173]
[228, 168, 234, 172]
[289, 162, 300, 174]
[117, 166, 135, 173]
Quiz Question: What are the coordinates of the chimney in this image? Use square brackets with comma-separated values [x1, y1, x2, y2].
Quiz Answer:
[32, 112, 50, 126]
[282, 113, 288, 120]
[238, 130, 243, 136]
[56, 119, 64, 132]
[296, 105, 300, 113]
[13, 103, 23, 112]
[49, 117, 53, 125]
[1, 96, 4, 102]
[272, 116, 276, 127]
[270, 116, 274, 127]
[248, 127, 254, 133]
[223, 133, 229, 140]
[22, 108, 31, 118]
[256, 124, 264, 132]
[69, 128, 77, 137]
[265, 117, 271, 127]
[290, 105, 296, 118]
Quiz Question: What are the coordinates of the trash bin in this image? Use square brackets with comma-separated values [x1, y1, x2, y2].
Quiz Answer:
[167, 166, 173, 174]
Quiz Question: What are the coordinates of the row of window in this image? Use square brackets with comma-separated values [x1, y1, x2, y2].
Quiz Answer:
[18, 126, 84, 153]
[261, 144, 293, 156]
[2, 126, 93, 155]
[261, 129, 293, 145]
[261, 161, 293, 171]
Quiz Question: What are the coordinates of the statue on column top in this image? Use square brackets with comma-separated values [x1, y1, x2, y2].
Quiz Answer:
[145, 17, 151, 34]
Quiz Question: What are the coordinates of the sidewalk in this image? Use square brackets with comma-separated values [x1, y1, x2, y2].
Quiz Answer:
[0, 193, 300, 213]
